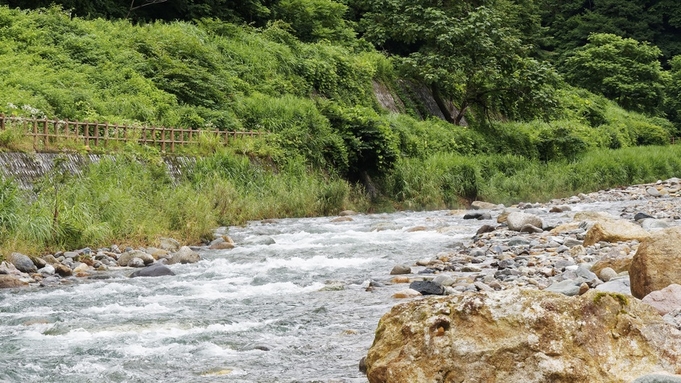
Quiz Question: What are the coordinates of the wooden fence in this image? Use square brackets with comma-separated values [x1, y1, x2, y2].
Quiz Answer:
[0, 114, 264, 152]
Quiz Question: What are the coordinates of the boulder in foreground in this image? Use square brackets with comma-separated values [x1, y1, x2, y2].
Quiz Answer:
[365, 289, 681, 383]
[631, 227, 681, 299]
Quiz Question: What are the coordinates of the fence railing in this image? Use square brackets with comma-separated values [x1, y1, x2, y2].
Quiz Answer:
[0, 114, 264, 152]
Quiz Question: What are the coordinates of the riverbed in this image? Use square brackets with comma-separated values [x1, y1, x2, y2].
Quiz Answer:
[0, 210, 481, 382]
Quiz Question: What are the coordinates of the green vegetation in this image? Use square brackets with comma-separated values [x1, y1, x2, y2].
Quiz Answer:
[0, 1, 680, 257]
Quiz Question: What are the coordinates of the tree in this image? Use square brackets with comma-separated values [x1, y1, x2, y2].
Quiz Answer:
[361, 0, 559, 125]
[561, 33, 668, 115]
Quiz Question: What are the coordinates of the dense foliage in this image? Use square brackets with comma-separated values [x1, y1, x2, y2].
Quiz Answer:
[0, 1, 680, 255]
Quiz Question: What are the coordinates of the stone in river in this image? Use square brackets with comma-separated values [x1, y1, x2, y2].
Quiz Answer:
[129, 263, 176, 278]
[390, 265, 411, 275]
[393, 289, 421, 299]
[631, 374, 681, 383]
[159, 237, 180, 252]
[408, 280, 444, 295]
[635, 212, 656, 221]
[8, 252, 37, 273]
[475, 224, 496, 236]
[506, 212, 543, 231]
[0, 274, 28, 288]
[167, 246, 201, 265]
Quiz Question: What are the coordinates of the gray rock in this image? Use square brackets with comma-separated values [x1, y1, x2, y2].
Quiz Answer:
[647, 187, 662, 197]
[545, 279, 581, 296]
[506, 212, 543, 231]
[159, 237, 180, 252]
[390, 265, 412, 275]
[519, 224, 543, 233]
[595, 277, 632, 295]
[563, 238, 583, 248]
[167, 246, 201, 265]
[508, 237, 530, 246]
[8, 253, 37, 273]
[635, 212, 656, 221]
[631, 374, 681, 383]
[576, 264, 600, 286]
[339, 210, 357, 216]
[471, 201, 501, 210]
[30, 256, 46, 269]
[477, 212, 492, 220]
[599, 267, 618, 282]
[641, 218, 670, 231]
[432, 274, 456, 286]
[243, 236, 276, 246]
[474, 281, 494, 292]
[463, 212, 484, 220]
[38, 264, 55, 275]
[41, 254, 60, 265]
[461, 265, 482, 273]
[129, 263, 176, 278]
[209, 237, 235, 250]
[556, 245, 569, 253]
[409, 280, 444, 295]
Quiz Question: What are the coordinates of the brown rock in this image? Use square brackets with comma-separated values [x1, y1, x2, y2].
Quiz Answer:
[391, 276, 410, 284]
[366, 289, 681, 383]
[631, 227, 681, 299]
[550, 222, 582, 234]
[392, 289, 421, 299]
[406, 226, 427, 232]
[583, 221, 650, 247]
[0, 274, 28, 288]
[642, 284, 681, 315]
[53, 263, 73, 277]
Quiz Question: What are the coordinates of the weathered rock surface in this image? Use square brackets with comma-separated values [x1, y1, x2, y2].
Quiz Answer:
[158, 237, 180, 252]
[632, 374, 681, 383]
[390, 265, 411, 275]
[591, 245, 635, 275]
[506, 212, 543, 231]
[583, 220, 650, 246]
[471, 201, 500, 210]
[642, 284, 681, 315]
[631, 227, 681, 299]
[408, 280, 444, 295]
[366, 289, 681, 383]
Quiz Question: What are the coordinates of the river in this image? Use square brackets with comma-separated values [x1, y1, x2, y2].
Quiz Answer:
[0, 209, 485, 383]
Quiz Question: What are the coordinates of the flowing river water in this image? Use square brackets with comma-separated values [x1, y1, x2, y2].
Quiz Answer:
[0, 198, 632, 383]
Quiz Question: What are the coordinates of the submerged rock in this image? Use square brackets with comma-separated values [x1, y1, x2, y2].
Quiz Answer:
[365, 289, 681, 383]
[167, 246, 201, 265]
[129, 263, 176, 278]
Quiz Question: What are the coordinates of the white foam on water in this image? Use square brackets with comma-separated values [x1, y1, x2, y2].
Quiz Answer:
[81, 302, 177, 316]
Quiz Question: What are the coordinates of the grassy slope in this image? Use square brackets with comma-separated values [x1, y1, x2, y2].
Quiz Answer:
[0, 7, 678, 258]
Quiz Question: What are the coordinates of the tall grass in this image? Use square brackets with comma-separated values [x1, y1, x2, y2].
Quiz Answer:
[383, 145, 681, 209]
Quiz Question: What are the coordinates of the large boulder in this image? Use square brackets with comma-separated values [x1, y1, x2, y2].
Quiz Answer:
[583, 220, 650, 247]
[631, 227, 681, 299]
[8, 252, 37, 273]
[506, 212, 543, 231]
[167, 246, 201, 265]
[158, 237, 180, 252]
[365, 289, 681, 383]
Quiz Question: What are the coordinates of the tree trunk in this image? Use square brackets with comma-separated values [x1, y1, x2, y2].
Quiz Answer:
[431, 84, 455, 124]
[454, 103, 468, 126]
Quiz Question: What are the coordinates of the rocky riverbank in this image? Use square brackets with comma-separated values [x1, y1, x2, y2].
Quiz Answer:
[365, 178, 681, 382]
[0, 235, 235, 288]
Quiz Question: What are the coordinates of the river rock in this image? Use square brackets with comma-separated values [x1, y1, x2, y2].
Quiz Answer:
[596, 277, 632, 295]
[365, 289, 681, 383]
[642, 219, 670, 231]
[0, 274, 27, 288]
[647, 187, 662, 197]
[393, 289, 421, 299]
[331, 216, 353, 223]
[41, 254, 59, 265]
[583, 221, 650, 247]
[390, 265, 411, 275]
[592, 245, 634, 275]
[545, 279, 581, 296]
[167, 246, 201, 265]
[631, 227, 681, 298]
[497, 208, 520, 224]
[38, 264, 55, 275]
[506, 212, 543, 231]
[117, 250, 154, 267]
[599, 267, 618, 282]
[8, 252, 37, 273]
[408, 280, 444, 295]
[339, 210, 357, 216]
[53, 262, 72, 277]
[127, 257, 145, 267]
[642, 284, 681, 315]
[471, 201, 500, 210]
[632, 373, 681, 383]
[130, 263, 176, 278]
[209, 236, 235, 250]
[159, 237, 180, 252]
[475, 224, 496, 236]
[635, 212, 656, 221]
[519, 224, 543, 233]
